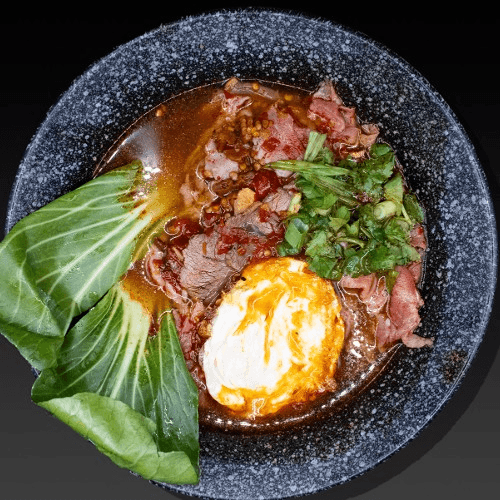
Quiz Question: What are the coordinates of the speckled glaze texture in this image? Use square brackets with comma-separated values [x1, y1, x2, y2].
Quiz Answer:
[6, 9, 498, 500]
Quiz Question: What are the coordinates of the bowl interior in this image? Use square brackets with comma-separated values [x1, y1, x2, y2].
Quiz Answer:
[7, 10, 497, 500]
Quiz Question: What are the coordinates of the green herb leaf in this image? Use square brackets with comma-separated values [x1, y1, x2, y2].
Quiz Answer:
[303, 131, 328, 161]
[384, 172, 404, 204]
[268, 160, 351, 178]
[284, 216, 309, 251]
[305, 192, 338, 214]
[373, 200, 398, 220]
[304, 230, 330, 257]
[265, 132, 425, 279]
[382, 269, 400, 294]
[403, 192, 425, 223]
[307, 254, 337, 278]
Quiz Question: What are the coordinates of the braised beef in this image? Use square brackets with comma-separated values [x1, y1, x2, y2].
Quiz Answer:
[307, 80, 379, 159]
[179, 232, 243, 305]
[224, 76, 282, 101]
[179, 199, 286, 305]
[339, 263, 432, 349]
[375, 265, 431, 348]
[224, 201, 282, 237]
[203, 138, 241, 180]
[262, 187, 295, 214]
[252, 103, 310, 166]
[339, 274, 389, 314]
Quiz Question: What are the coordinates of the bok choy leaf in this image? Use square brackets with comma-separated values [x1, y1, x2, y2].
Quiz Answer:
[31, 283, 199, 483]
[0, 162, 153, 370]
[0, 160, 200, 485]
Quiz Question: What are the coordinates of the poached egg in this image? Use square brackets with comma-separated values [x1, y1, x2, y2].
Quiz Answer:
[201, 257, 345, 418]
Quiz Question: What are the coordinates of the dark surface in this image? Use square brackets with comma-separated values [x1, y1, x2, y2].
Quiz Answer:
[1, 8, 499, 500]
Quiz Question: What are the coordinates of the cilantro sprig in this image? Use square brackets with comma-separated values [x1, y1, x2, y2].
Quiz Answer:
[266, 132, 424, 281]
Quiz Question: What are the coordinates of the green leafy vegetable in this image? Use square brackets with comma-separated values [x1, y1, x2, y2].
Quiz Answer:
[403, 192, 425, 223]
[0, 162, 153, 370]
[283, 217, 309, 252]
[32, 283, 199, 483]
[267, 133, 425, 280]
[0, 161, 199, 485]
[38, 393, 197, 483]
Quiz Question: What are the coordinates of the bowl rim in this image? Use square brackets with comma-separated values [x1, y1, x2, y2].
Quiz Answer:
[4, 8, 499, 499]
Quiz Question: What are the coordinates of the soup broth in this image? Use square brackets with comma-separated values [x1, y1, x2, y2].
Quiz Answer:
[95, 79, 422, 432]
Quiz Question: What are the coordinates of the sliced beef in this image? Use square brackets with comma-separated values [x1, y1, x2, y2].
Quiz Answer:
[407, 224, 427, 282]
[211, 85, 252, 118]
[308, 81, 359, 144]
[375, 265, 431, 348]
[311, 79, 343, 103]
[224, 201, 283, 237]
[252, 104, 309, 168]
[179, 231, 243, 305]
[340, 264, 432, 349]
[203, 138, 240, 180]
[359, 123, 380, 149]
[221, 93, 252, 116]
[224, 77, 281, 101]
[262, 187, 295, 213]
[179, 200, 286, 305]
[410, 223, 426, 254]
[339, 273, 389, 314]
[307, 80, 379, 154]
[178, 171, 217, 218]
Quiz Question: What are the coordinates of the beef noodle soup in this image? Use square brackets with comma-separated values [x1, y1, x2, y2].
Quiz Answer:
[95, 78, 430, 432]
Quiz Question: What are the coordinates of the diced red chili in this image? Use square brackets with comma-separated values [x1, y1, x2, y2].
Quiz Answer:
[249, 169, 281, 200]
[216, 227, 253, 254]
[250, 228, 285, 262]
[259, 206, 272, 222]
[261, 136, 280, 153]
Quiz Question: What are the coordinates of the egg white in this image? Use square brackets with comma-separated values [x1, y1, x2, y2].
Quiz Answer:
[201, 257, 345, 418]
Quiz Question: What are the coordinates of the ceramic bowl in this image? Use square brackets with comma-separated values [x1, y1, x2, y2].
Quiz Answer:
[6, 10, 497, 500]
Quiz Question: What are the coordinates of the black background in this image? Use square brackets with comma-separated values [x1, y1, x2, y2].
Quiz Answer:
[1, 5, 499, 500]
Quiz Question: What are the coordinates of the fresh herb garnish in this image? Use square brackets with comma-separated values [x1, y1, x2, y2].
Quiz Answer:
[268, 132, 424, 280]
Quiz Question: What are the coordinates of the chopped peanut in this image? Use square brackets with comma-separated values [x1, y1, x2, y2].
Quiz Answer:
[198, 320, 213, 338]
[220, 196, 232, 210]
[234, 188, 256, 214]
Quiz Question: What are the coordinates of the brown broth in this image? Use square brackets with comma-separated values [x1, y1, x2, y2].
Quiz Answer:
[96, 80, 397, 433]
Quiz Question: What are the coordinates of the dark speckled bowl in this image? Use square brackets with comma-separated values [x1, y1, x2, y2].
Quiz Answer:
[6, 10, 498, 500]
